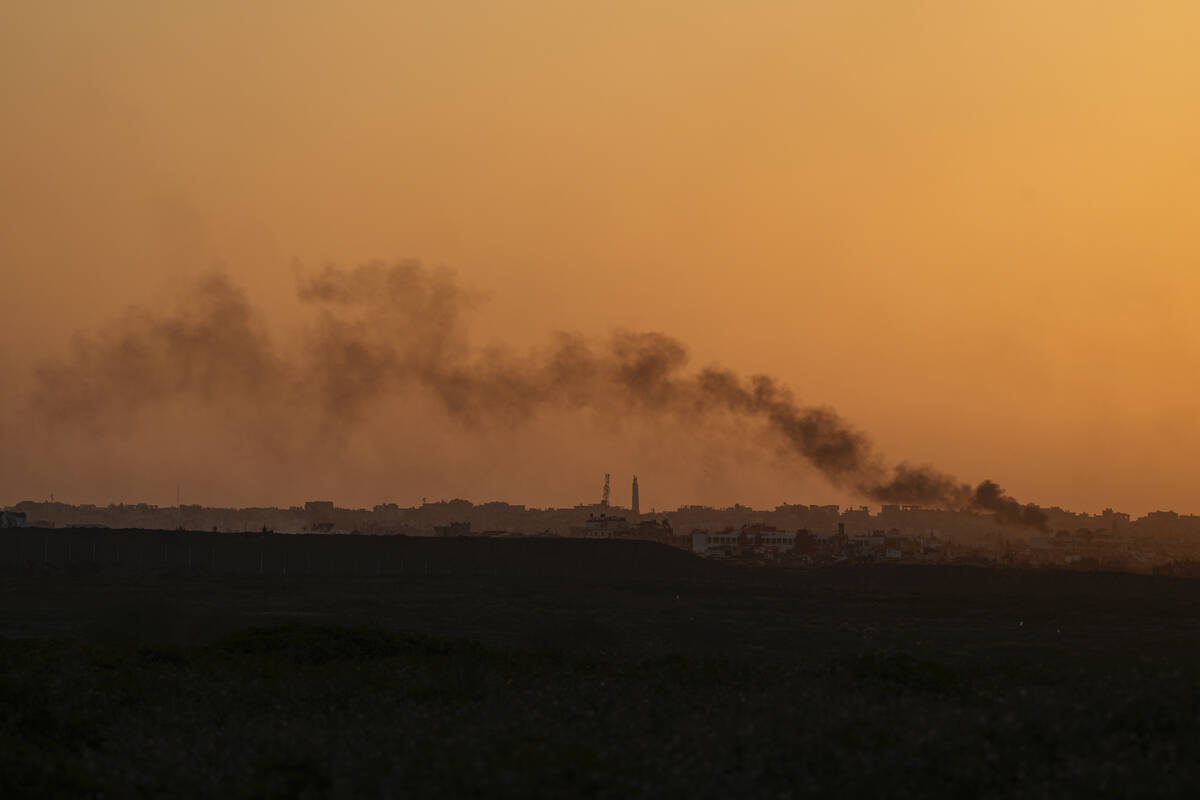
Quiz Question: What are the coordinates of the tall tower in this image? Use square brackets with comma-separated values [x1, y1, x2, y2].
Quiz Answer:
[631, 475, 640, 518]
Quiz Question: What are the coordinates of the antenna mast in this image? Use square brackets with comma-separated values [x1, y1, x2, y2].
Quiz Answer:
[601, 473, 611, 508]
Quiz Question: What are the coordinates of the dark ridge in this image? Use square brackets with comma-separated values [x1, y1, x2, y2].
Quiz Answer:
[0, 527, 726, 579]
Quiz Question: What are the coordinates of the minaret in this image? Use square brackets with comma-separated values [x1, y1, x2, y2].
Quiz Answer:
[631, 475, 640, 518]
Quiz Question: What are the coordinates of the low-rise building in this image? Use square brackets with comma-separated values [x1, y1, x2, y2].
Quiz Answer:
[691, 529, 741, 557]
[692, 525, 796, 559]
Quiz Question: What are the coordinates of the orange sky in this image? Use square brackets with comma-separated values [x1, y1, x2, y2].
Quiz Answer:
[2, 2, 1199, 514]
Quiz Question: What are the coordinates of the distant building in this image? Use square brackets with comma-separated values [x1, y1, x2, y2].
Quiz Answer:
[632, 517, 671, 536]
[434, 522, 471, 537]
[692, 525, 795, 559]
[753, 528, 796, 558]
[692, 530, 740, 557]
[573, 514, 629, 539]
[304, 501, 335, 531]
[846, 534, 886, 558]
[1, 511, 27, 528]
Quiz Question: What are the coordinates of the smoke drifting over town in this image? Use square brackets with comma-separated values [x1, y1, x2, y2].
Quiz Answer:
[31, 261, 1046, 528]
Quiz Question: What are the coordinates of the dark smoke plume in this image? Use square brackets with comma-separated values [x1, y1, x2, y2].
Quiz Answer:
[31, 260, 1047, 527]
[973, 480, 1050, 531]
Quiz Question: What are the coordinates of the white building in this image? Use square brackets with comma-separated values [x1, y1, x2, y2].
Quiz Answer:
[692, 528, 796, 559]
[756, 531, 797, 557]
[692, 530, 741, 556]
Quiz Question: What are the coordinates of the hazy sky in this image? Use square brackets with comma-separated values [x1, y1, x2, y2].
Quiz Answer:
[3, 2, 1199, 514]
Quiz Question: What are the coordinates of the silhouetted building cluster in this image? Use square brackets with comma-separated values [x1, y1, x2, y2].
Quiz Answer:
[6, 494, 1200, 573]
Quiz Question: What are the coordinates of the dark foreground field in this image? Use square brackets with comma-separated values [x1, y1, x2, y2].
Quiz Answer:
[4, 531, 1200, 797]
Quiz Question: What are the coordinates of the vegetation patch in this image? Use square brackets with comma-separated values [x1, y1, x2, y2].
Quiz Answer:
[2, 625, 1200, 798]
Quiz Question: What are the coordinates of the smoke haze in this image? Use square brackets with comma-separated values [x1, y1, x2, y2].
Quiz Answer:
[23, 262, 1046, 527]
[8, 3, 1200, 515]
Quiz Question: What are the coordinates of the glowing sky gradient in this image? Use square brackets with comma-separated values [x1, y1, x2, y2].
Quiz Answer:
[2, 2, 1198, 514]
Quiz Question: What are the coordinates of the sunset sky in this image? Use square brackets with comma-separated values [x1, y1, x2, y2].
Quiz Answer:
[2, 2, 1199, 515]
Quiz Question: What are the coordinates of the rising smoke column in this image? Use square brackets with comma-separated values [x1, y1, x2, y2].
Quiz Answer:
[30, 260, 1048, 527]
[972, 480, 1050, 530]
